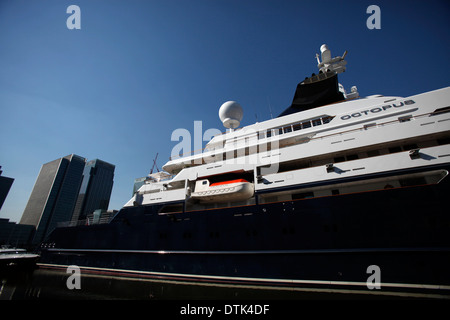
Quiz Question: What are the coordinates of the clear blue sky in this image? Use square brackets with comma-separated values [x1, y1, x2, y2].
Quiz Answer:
[1, 0, 449, 223]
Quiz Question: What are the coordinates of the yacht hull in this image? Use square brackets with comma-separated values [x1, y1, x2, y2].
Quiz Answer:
[39, 164, 450, 298]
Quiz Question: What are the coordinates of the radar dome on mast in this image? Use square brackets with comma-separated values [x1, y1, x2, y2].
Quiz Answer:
[219, 101, 243, 131]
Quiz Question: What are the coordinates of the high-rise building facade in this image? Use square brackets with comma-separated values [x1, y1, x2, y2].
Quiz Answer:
[133, 176, 147, 195]
[71, 159, 115, 223]
[20, 154, 86, 244]
[0, 166, 14, 211]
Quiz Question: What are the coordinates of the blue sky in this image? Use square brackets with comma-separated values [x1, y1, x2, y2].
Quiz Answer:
[1, 0, 449, 223]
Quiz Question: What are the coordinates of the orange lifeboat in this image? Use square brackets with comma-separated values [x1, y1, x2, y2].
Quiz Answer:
[191, 179, 254, 203]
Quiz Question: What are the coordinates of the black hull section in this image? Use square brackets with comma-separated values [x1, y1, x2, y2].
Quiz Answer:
[39, 165, 450, 297]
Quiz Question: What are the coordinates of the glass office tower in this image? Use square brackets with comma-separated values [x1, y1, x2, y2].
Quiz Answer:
[0, 166, 14, 211]
[20, 154, 86, 244]
[71, 159, 115, 223]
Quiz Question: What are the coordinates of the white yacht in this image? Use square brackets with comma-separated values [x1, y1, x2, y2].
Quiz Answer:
[39, 44, 450, 299]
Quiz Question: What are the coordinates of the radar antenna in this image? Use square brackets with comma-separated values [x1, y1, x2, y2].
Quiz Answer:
[316, 44, 347, 74]
[150, 153, 159, 174]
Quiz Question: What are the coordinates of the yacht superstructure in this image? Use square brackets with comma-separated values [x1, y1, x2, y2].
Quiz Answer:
[127, 45, 450, 219]
[39, 44, 450, 299]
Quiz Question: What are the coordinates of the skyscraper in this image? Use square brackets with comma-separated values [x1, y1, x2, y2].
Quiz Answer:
[0, 166, 14, 211]
[71, 159, 115, 223]
[133, 176, 147, 195]
[20, 154, 86, 244]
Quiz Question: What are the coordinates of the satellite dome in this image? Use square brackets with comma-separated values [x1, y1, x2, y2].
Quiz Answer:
[219, 101, 243, 129]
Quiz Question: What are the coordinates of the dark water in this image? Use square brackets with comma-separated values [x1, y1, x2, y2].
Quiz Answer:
[2, 266, 446, 319]
[1, 267, 348, 300]
[1, 265, 404, 302]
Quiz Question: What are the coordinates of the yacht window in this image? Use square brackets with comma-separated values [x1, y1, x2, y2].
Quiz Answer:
[293, 123, 302, 131]
[403, 144, 418, 151]
[399, 115, 412, 123]
[159, 203, 183, 214]
[283, 125, 292, 133]
[431, 106, 450, 116]
[399, 176, 427, 187]
[302, 121, 312, 129]
[312, 119, 322, 127]
[292, 192, 314, 200]
[334, 156, 345, 163]
[367, 150, 380, 157]
[437, 137, 450, 145]
[264, 196, 278, 203]
[266, 129, 272, 138]
[364, 123, 377, 130]
[322, 116, 333, 124]
[388, 146, 402, 153]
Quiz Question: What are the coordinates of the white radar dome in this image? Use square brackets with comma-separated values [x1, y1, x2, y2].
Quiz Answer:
[219, 101, 243, 129]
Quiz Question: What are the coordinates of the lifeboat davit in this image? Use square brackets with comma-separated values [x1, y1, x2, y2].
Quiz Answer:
[191, 179, 254, 203]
